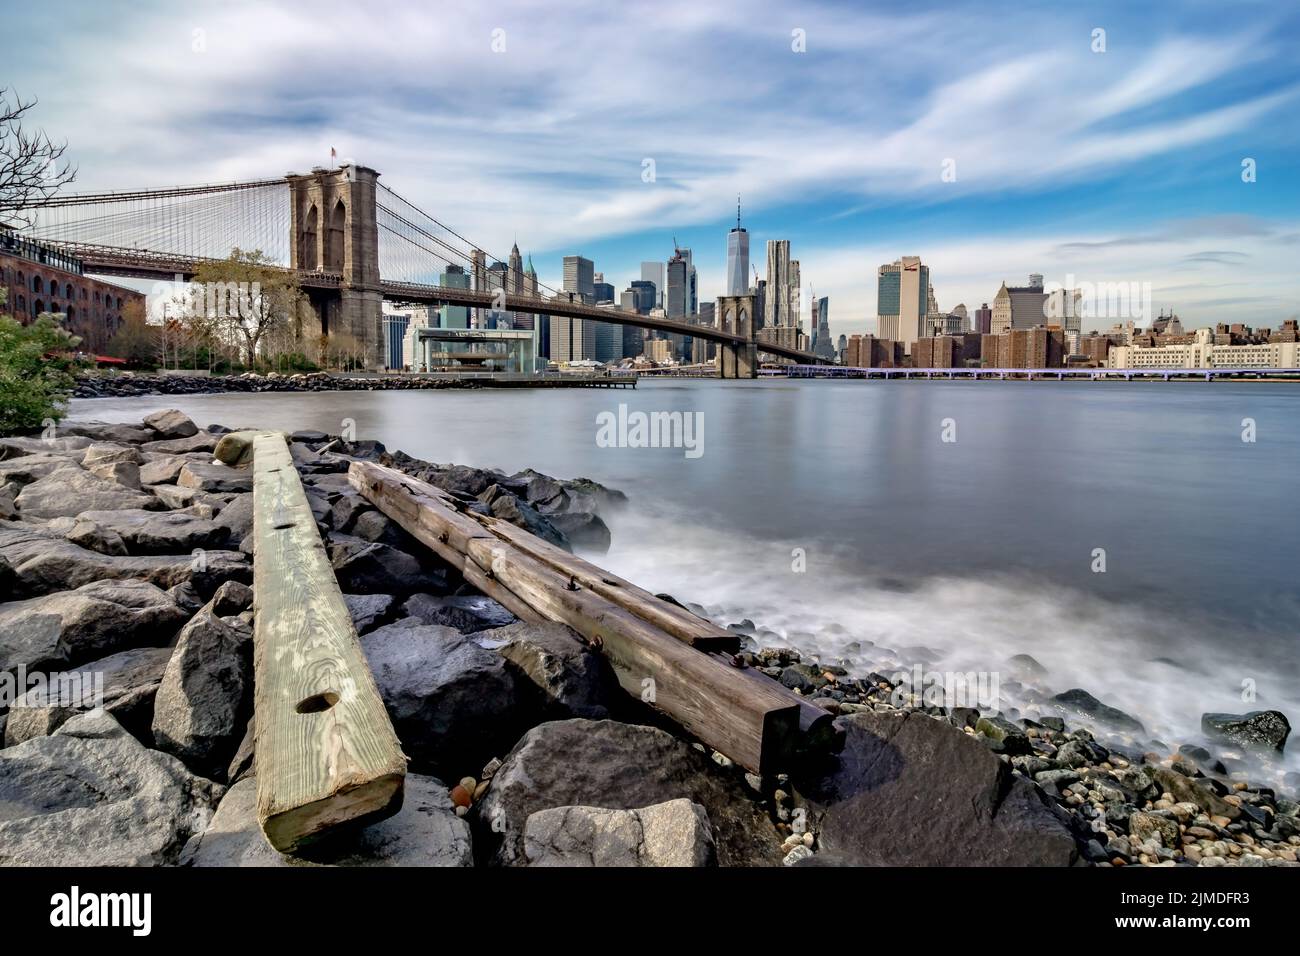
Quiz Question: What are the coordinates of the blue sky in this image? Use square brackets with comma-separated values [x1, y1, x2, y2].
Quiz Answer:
[8, 0, 1300, 334]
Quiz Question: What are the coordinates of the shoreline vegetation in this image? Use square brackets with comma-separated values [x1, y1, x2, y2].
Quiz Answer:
[0, 411, 1294, 867]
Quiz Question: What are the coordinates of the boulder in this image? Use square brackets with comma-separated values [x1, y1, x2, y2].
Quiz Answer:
[976, 715, 1034, 755]
[64, 515, 129, 555]
[210, 579, 253, 616]
[178, 460, 253, 494]
[345, 593, 395, 635]
[0, 578, 186, 673]
[420, 464, 502, 497]
[1148, 765, 1239, 820]
[81, 441, 142, 468]
[330, 492, 371, 532]
[329, 535, 445, 597]
[14, 465, 155, 518]
[1049, 688, 1145, 734]
[1201, 711, 1291, 753]
[85, 459, 142, 490]
[73, 508, 227, 554]
[523, 798, 715, 867]
[3, 646, 172, 747]
[402, 592, 516, 633]
[547, 511, 612, 553]
[0, 712, 221, 866]
[142, 433, 219, 455]
[478, 718, 784, 867]
[139, 454, 193, 485]
[212, 430, 259, 466]
[1, 434, 94, 454]
[180, 774, 472, 867]
[143, 409, 199, 439]
[0, 523, 250, 597]
[477, 620, 616, 719]
[479, 485, 568, 550]
[0, 453, 74, 486]
[1128, 811, 1180, 849]
[799, 710, 1078, 866]
[151, 606, 254, 780]
[361, 619, 533, 779]
[212, 492, 253, 542]
[62, 421, 153, 444]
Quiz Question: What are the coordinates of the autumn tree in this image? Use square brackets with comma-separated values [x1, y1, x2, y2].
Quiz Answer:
[190, 248, 303, 367]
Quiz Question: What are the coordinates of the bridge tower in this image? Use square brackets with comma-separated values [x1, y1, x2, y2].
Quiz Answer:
[287, 165, 384, 369]
[715, 292, 757, 378]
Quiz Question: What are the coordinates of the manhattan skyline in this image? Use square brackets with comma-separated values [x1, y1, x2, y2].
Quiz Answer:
[7, 0, 1299, 334]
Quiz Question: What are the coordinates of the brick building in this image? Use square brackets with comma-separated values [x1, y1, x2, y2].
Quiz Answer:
[844, 333, 903, 368]
[0, 230, 145, 353]
[980, 326, 1066, 368]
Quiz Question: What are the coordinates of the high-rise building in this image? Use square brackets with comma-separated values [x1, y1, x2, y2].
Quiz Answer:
[876, 256, 929, 352]
[383, 312, 410, 370]
[470, 248, 487, 328]
[593, 272, 615, 305]
[763, 240, 795, 329]
[628, 280, 656, 313]
[563, 255, 595, 302]
[438, 265, 470, 329]
[991, 275, 1046, 334]
[640, 261, 665, 309]
[726, 198, 750, 296]
[974, 303, 992, 335]
[813, 296, 836, 360]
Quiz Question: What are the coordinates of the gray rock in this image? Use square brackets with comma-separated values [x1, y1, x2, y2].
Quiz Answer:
[1201, 711, 1291, 753]
[0, 578, 186, 672]
[1049, 688, 1145, 734]
[178, 460, 253, 494]
[151, 606, 254, 780]
[330, 493, 371, 533]
[361, 619, 534, 779]
[1148, 765, 1239, 820]
[547, 511, 612, 553]
[85, 459, 142, 490]
[329, 534, 444, 597]
[181, 774, 472, 867]
[0, 523, 250, 598]
[227, 718, 256, 783]
[478, 620, 616, 719]
[74, 508, 227, 554]
[139, 454, 193, 485]
[801, 710, 1078, 866]
[210, 579, 253, 616]
[62, 421, 153, 444]
[344, 593, 395, 635]
[402, 592, 516, 633]
[144, 409, 199, 439]
[212, 492, 253, 542]
[976, 715, 1034, 755]
[15, 465, 155, 518]
[64, 515, 129, 555]
[523, 798, 715, 867]
[479, 485, 569, 550]
[3, 646, 172, 747]
[478, 718, 783, 867]
[143, 433, 219, 455]
[0, 452, 81, 486]
[0, 712, 221, 866]
[81, 441, 142, 468]
[1128, 811, 1180, 848]
[1, 434, 95, 453]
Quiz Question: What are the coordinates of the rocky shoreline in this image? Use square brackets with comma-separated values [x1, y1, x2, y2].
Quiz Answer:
[0, 411, 1295, 867]
[74, 371, 510, 400]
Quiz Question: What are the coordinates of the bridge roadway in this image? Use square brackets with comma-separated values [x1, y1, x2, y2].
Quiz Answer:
[53, 241, 821, 365]
[764, 364, 1300, 381]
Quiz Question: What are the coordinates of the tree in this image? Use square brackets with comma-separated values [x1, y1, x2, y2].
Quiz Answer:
[0, 289, 83, 435]
[106, 298, 159, 368]
[0, 89, 76, 228]
[190, 248, 303, 367]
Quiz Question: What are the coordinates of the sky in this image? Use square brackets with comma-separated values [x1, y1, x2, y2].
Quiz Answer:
[7, 0, 1300, 336]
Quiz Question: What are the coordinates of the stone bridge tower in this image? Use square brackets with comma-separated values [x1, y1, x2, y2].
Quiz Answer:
[715, 292, 757, 378]
[287, 165, 384, 369]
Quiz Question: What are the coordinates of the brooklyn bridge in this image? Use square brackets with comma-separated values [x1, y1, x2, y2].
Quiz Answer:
[4, 165, 821, 376]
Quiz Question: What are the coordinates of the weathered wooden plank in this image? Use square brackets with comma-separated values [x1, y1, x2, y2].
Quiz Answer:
[253, 433, 407, 852]
[349, 460, 803, 775]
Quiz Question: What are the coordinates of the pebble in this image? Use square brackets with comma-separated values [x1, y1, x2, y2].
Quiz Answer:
[782, 845, 813, 866]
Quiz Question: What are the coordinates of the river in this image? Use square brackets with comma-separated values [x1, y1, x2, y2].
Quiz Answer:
[70, 378, 1300, 777]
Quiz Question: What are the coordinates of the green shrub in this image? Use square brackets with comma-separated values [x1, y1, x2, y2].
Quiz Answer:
[0, 307, 85, 436]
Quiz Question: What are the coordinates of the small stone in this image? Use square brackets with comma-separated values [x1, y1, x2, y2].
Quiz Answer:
[782, 844, 813, 866]
[450, 785, 473, 809]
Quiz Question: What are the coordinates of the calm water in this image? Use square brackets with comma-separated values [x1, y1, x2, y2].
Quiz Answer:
[71, 379, 1300, 773]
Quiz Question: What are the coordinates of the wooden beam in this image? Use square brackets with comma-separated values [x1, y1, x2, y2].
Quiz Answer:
[350, 460, 807, 776]
[252, 433, 407, 852]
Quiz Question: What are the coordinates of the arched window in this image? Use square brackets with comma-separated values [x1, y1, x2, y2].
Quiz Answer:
[116, 297, 122, 309]
[303, 204, 319, 269]
[326, 198, 346, 272]
[16, 295, 25, 313]
[66, 283, 74, 299]
[94, 291, 101, 303]
[16, 271, 24, 287]
[33, 300, 44, 317]
[48, 278, 58, 296]
[66, 305, 76, 325]
[31, 274, 42, 293]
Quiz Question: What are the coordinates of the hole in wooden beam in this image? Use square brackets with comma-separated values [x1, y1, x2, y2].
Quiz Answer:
[273, 521, 296, 530]
[295, 691, 340, 714]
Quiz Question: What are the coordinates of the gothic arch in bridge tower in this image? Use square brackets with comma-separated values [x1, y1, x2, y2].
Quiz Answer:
[326, 198, 347, 273]
[302, 205, 318, 270]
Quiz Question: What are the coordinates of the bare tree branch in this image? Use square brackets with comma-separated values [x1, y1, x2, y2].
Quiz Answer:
[0, 88, 77, 228]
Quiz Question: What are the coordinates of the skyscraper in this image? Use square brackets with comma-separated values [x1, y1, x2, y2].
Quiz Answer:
[813, 295, 835, 360]
[764, 239, 793, 328]
[640, 261, 665, 309]
[876, 256, 929, 352]
[726, 197, 749, 296]
[592, 272, 615, 304]
[563, 255, 595, 301]
[438, 264, 470, 330]
[975, 303, 992, 335]
[470, 248, 487, 328]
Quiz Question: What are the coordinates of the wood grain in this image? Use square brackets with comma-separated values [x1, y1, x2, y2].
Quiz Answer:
[253, 433, 406, 852]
